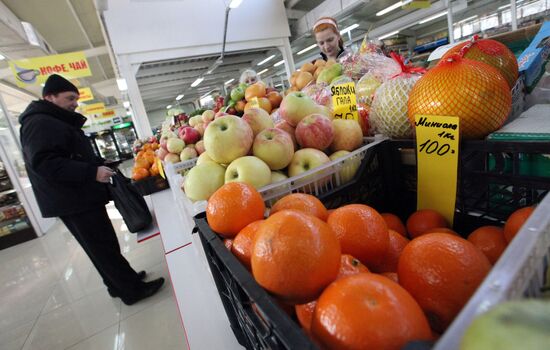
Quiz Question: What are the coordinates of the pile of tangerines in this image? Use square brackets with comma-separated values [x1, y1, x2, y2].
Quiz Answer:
[132, 141, 161, 181]
[205, 182, 534, 349]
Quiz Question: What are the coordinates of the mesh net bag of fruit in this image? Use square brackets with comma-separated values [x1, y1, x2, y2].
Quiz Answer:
[302, 83, 333, 108]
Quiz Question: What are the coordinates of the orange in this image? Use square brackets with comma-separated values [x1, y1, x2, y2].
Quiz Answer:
[423, 227, 459, 236]
[295, 254, 369, 334]
[381, 272, 399, 284]
[245, 82, 267, 101]
[270, 193, 328, 220]
[381, 213, 407, 237]
[134, 158, 151, 170]
[398, 233, 491, 333]
[327, 204, 389, 270]
[131, 167, 149, 181]
[406, 209, 448, 238]
[311, 274, 432, 350]
[251, 210, 340, 304]
[467, 226, 507, 264]
[223, 238, 233, 250]
[206, 182, 265, 238]
[503, 206, 535, 243]
[149, 161, 160, 176]
[231, 220, 264, 270]
[376, 229, 410, 273]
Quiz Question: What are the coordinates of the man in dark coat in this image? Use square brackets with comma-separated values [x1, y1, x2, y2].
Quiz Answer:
[19, 74, 163, 305]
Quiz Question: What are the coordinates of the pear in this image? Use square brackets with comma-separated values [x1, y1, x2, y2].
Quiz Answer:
[317, 63, 343, 85]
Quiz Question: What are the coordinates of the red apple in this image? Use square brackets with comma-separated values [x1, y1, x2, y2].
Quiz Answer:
[252, 128, 295, 170]
[295, 114, 334, 150]
[241, 107, 274, 138]
[275, 120, 298, 150]
[179, 126, 201, 145]
[195, 140, 206, 155]
[331, 119, 363, 152]
[279, 92, 319, 126]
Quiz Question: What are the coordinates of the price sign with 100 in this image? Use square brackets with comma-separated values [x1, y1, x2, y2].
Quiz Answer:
[331, 82, 359, 121]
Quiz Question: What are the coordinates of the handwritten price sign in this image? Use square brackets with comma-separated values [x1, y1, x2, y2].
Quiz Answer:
[415, 115, 460, 225]
[331, 82, 359, 121]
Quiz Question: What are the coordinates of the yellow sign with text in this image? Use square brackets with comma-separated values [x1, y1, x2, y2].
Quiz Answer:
[80, 102, 106, 115]
[415, 115, 460, 225]
[9, 51, 92, 88]
[78, 88, 94, 102]
[156, 158, 165, 179]
[331, 82, 359, 121]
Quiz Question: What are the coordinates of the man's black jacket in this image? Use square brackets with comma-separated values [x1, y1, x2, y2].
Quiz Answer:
[19, 100, 109, 218]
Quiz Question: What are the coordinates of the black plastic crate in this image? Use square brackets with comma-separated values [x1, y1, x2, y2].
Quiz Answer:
[194, 139, 550, 350]
[131, 175, 169, 196]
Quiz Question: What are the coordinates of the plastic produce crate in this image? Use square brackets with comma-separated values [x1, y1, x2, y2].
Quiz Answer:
[194, 139, 550, 350]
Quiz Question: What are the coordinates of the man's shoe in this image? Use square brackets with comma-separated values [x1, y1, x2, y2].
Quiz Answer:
[107, 270, 147, 298]
[120, 278, 165, 306]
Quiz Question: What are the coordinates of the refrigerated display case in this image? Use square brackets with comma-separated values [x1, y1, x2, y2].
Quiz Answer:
[91, 130, 121, 164]
[112, 122, 137, 160]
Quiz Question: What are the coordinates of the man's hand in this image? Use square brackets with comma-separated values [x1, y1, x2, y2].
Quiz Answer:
[96, 166, 115, 183]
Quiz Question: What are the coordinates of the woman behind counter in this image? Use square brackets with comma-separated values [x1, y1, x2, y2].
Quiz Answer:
[313, 16, 350, 61]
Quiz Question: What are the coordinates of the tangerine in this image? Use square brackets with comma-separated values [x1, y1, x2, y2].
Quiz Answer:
[381, 213, 407, 237]
[423, 227, 459, 236]
[376, 229, 410, 273]
[206, 182, 265, 238]
[131, 167, 149, 181]
[468, 226, 507, 264]
[134, 157, 151, 170]
[381, 272, 399, 284]
[231, 220, 264, 270]
[270, 193, 328, 220]
[406, 209, 448, 238]
[503, 206, 535, 243]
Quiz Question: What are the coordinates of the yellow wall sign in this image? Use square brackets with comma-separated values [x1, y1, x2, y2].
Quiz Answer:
[415, 115, 460, 225]
[78, 88, 94, 102]
[9, 51, 92, 88]
[80, 102, 106, 115]
[331, 82, 359, 121]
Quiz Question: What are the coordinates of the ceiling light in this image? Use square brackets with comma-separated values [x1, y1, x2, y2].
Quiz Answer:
[116, 78, 128, 91]
[418, 11, 448, 24]
[273, 60, 285, 67]
[176, 94, 184, 100]
[257, 68, 268, 75]
[257, 55, 275, 66]
[123, 101, 130, 108]
[376, 1, 403, 16]
[457, 15, 478, 24]
[166, 105, 172, 109]
[191, 77, 204, 87]
[0, 53, 5, 60]
[378, 30, 399, 40]
[340, 23, 359, 35]
[498, 4, 511, 9]
[229, 0, 243, 8]
[225, 78, 235, 85]
[297, 44, 317, 55]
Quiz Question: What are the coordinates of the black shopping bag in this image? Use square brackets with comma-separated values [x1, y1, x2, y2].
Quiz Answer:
[108, 169, 152, 233]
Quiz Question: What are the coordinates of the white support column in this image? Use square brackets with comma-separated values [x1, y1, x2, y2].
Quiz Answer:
[118, 55, 153, 138]
[447, 0, 455, 44]
[511, 0, 518, 31]
[278, 37, 296, 81]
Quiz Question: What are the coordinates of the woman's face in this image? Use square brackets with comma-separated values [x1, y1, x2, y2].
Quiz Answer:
[315, 28, 340, 59]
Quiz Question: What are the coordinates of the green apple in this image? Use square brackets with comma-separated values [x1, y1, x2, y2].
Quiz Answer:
[180, 147, 198, 161]
[242, 108, 274, 138]
[288, 148, 331, 188]
[279, 92, 319, 127]
[225, 156, 271, 189]
[253, 128, 294, 170]
[196, 152, 213, 165]
[271, 171, 288, 184]
[183, 162, 226, 202]
[330, 150, 361, 184]
[204, 115, 253, 164]
[230, 86, 245, 101]
[167, 137, 185, 154]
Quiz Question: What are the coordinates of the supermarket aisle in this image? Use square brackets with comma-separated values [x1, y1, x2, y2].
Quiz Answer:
[0, 203, 188, 350]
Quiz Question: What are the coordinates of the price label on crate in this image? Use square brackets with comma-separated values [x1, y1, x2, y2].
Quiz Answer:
[331, 82, 359, 121]
[414, 115, 460, 225]
[156, 158, 165, 179]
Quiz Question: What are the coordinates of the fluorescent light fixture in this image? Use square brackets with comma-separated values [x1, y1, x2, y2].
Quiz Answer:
[257, 68, 268, 75]
[257, 55, 275, 66]
[498, 4, 511, 9]
[224, 78, 235, 85]
[273, 60, 285, 67]
[376, 1, 403, 16]
[458, 15, 478, 23]
[229, 0, 243, 8]
[297, 44, 317, 55]
[176, 94, 184, 100]
[340, 23, 359, 35]
[21, 22, 40, 46]
[123, 101, 130, 108]
[378, 30, 399, 40]
[191, 77, 204, 87]
[116, 78, 128, 91]
[0, 53, 5, 60]
[166, 105, 172, 109]
[419, 11, 448, 24]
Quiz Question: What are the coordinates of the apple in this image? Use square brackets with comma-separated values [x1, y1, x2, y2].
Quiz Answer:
[189, 115, 202, 127]
[204, 115, 254, 164]
[167, 138, 185, 154]
[196, 152, 214, 165]
[295, 114, 334, 150]
[164, 153, 181, 164]
[275, 120, 298, 149]
[271, 171, 288, 184]
[235, 100, 246, 113]
[179, 126, 201, 145]
[266, 91, 283, 109]
[194, 123, 206, 137]
[288, 148, 331, 187]
[330, 119, 363, 152]
[202, 110, 215, 123]
[279, 92, 319, 126]
[225, 156, 271, 189]
[230, 86, 245, 101]
[242, 108, 274, 138]
[180, 147, 198, 161]
[195, 140, 206, 155]
[183, 161, 226, 202]
[329, 150, 361, 184]
[314, 105, 333, 120]
[156, 147, 169, 161]
[252, 128, 294, 170]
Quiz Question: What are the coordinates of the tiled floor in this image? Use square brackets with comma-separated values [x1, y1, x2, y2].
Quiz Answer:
[0, 203, 188, 350]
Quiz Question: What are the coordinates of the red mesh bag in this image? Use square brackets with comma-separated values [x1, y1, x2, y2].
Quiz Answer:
[441, 36, 519, 88]
[408, 55, 512, 139]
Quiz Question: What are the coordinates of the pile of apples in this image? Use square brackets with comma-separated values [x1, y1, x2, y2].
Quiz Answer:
[181, 91, 365, 202]
[225, 81, 282, 117]
[288, 60, 343, 93]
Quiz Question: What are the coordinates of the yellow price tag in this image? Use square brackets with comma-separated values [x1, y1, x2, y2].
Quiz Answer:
[249, 97, 260, 109]
[331, 82, 359, 121]
[415, 115, 460, 225]
[156, 158, 165, 179]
